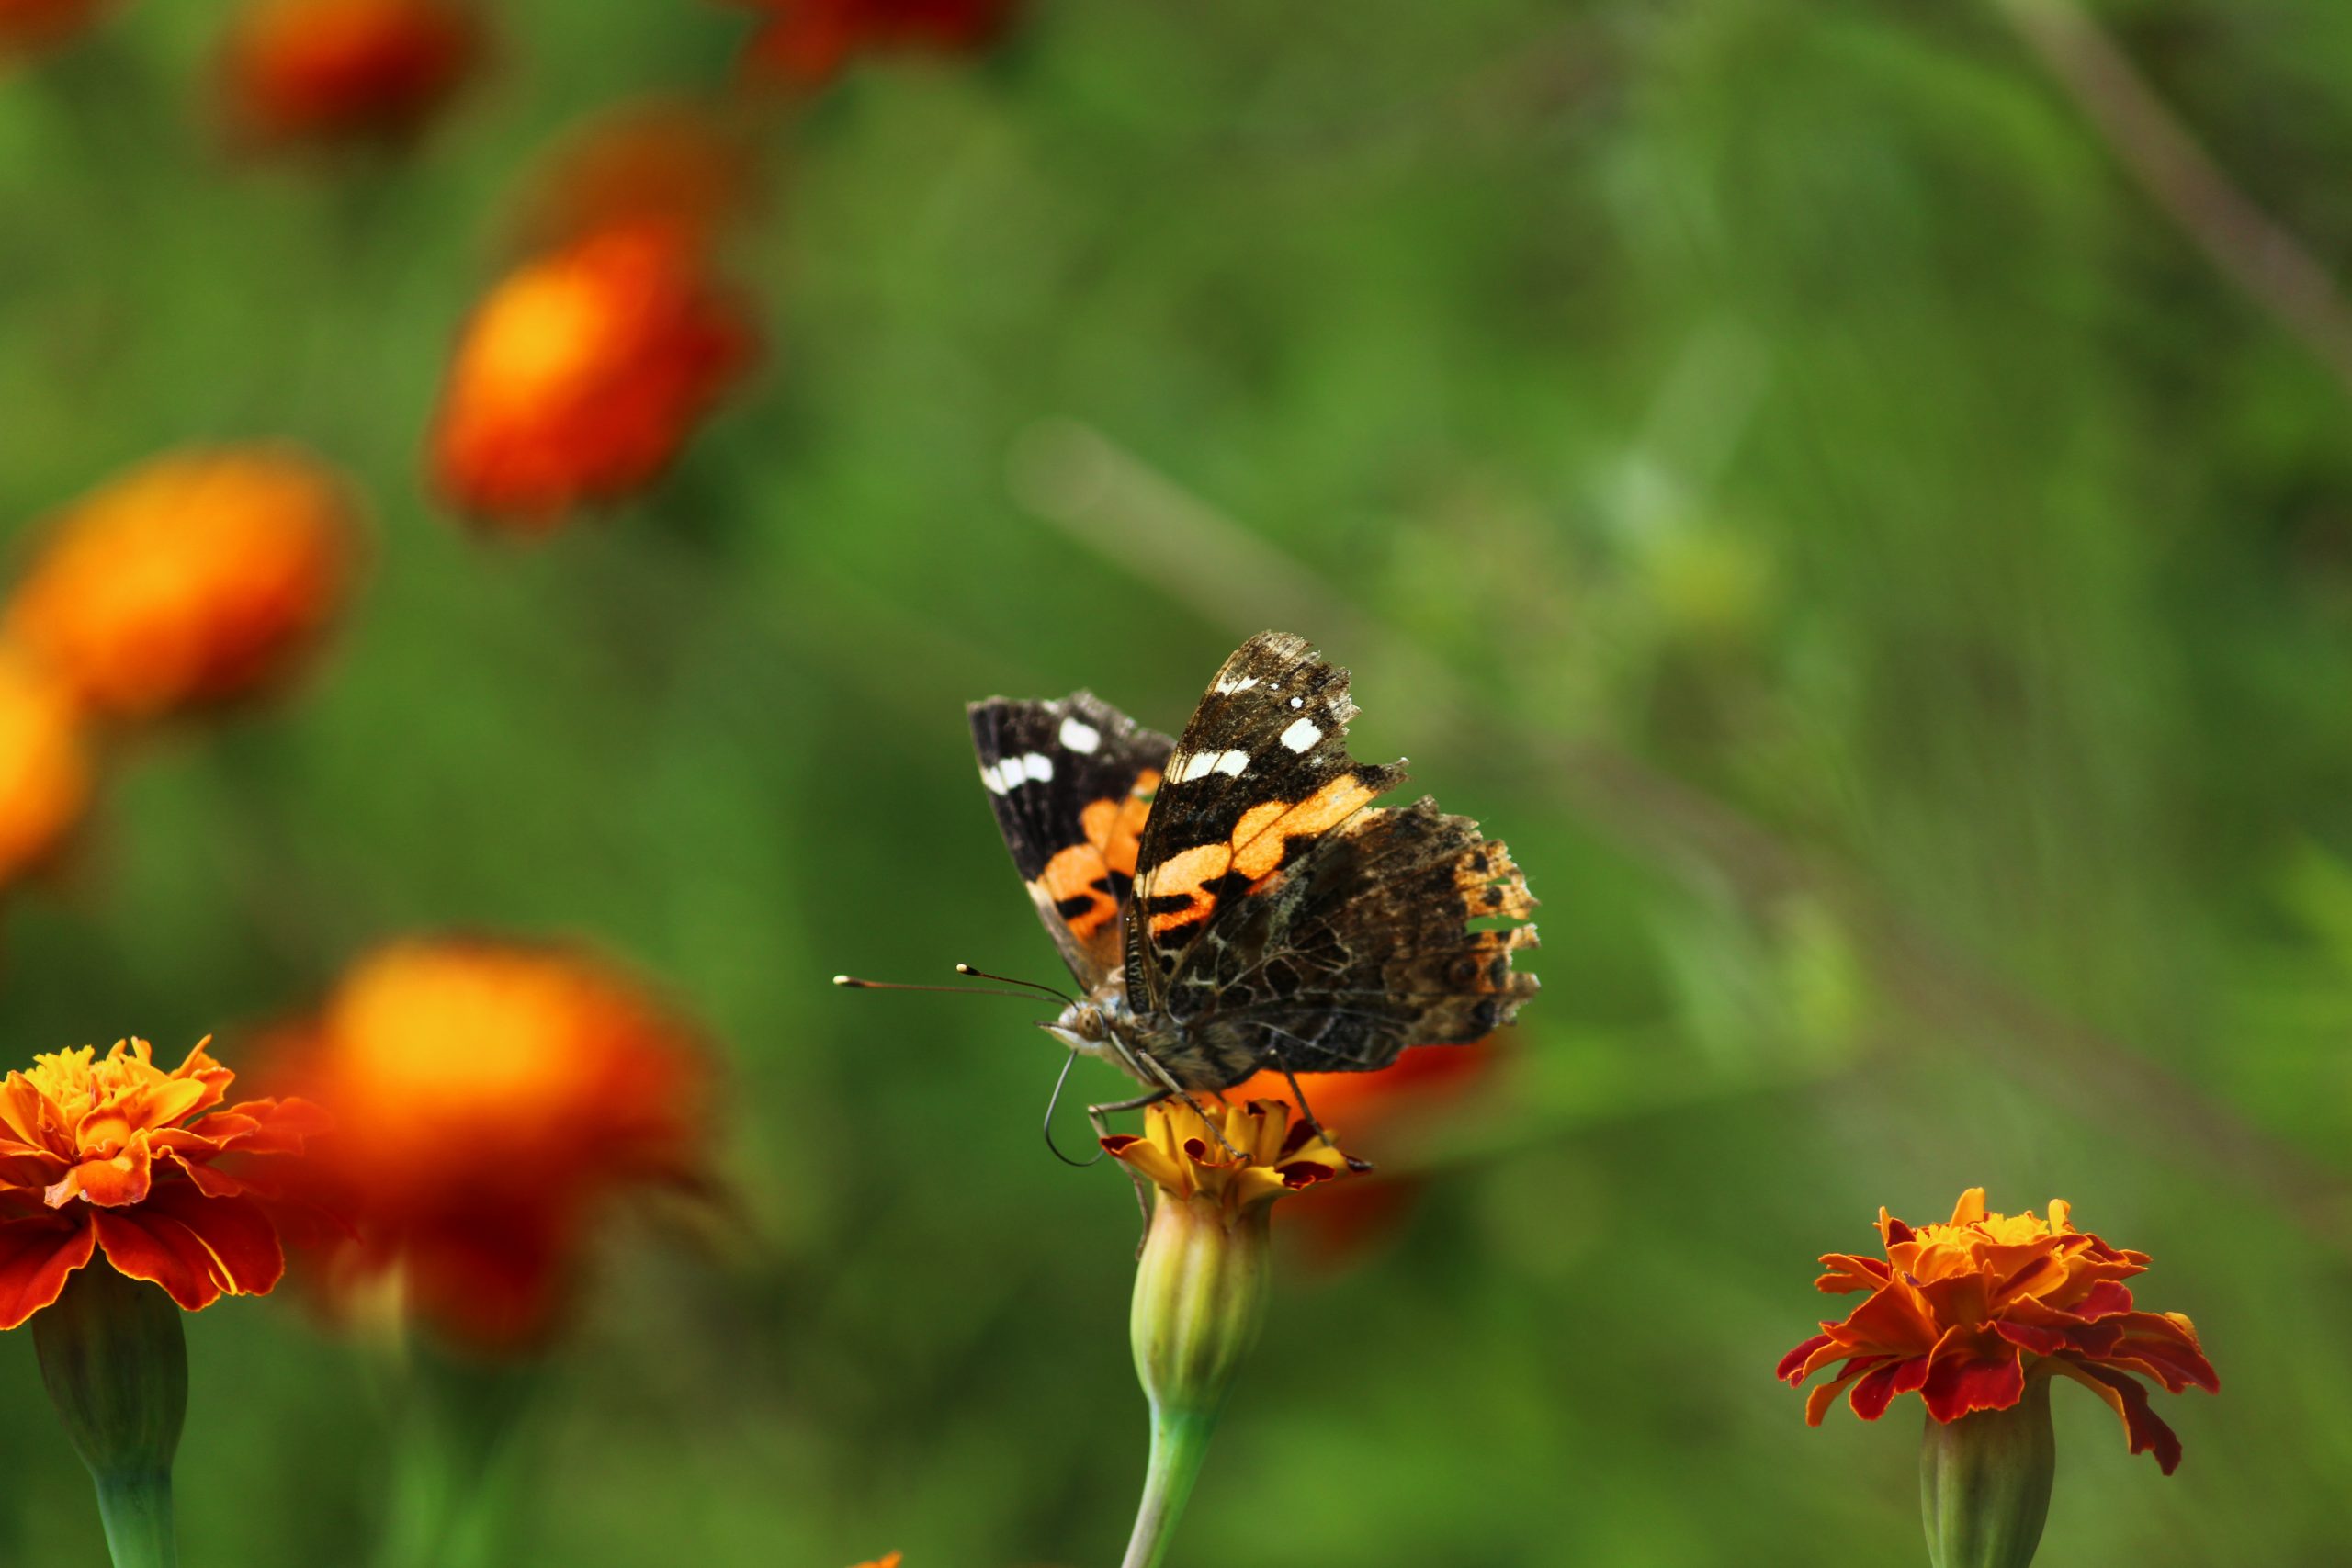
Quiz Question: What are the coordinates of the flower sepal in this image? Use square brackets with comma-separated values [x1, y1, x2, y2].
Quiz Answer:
[1920, 1371, 2056, 1568]
[33, 1258, 186, 1568]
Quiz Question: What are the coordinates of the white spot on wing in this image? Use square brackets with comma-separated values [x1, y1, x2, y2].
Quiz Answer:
[1279, 718, 1323, 752]
[980, 754, 1055, 793]
[1058, 716, 1101, 753]
[1213, 675, 1260, 694]
[1288, 695, 1303, 708]
[979, 761, 1014, 795]
[1170, 749, 1250, 784]
[1023, 752, 1055, 784]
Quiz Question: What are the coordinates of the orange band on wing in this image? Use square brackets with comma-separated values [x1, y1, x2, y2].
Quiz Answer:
[1144, 772, 1384, 932]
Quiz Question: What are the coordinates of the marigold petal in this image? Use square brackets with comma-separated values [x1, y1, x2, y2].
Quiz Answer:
[1920, 1326, 2025, 1423]
[1813, 1253, 1892, 1293]
[2049, 1358, 2185, 1473]
[46, 1148, 152, 1209]
[1804, 1359, 1878, 1426]
[1849, 1354, 1930, 1421]
[2099, 1314, 2221, 1393]
[2072, 1279, 2134, 1321]
[0, 1218, 94, 1328]
[1948, 1188, 1987, 1226]
[93, 1188, 284, 1311]
[1777, 1332, 1834, 1383]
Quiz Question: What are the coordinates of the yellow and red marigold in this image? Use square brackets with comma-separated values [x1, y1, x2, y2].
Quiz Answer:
[430, 222, 758, 530]
[729, 0, 1018, 87]
[220, 0, 481, 148]
[1779, 1188, 2218, 1472]
[270, 939, 711, 1350]
[5, 446, 358, 722]
[0, 1037, 326, 1327]
[1102, 1097, 1356, 1216]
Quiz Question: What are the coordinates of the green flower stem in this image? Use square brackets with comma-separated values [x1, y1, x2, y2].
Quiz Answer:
[1120, 1195, 1273, 1568]
[89, 1472, 177, 1568]
[1122, 1407, 1217, 1568]
[371, 1343, 544, 1568]
[1921, 1374, 2056, 1568]
[32, 1260, 187, 1568]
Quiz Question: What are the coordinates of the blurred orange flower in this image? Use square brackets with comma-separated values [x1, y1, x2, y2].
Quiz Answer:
[431, 222, 758, 530]
[732, 0, 1017, 86]
[1229, 1041, 1496, 1261]
[850, 1556, 901, 1568]
[0, 0, 109, 58]
[0, 1037, 327, 1327]
[273, 940, 712, 1350]
[6, 446, 357, 722]
[220, 0, 482, 147]
[1779, 1189, 2219, 1472]
[0, 649, 91, 889]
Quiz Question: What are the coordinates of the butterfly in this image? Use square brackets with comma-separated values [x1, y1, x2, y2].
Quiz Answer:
[966, 630, 1538, 1134]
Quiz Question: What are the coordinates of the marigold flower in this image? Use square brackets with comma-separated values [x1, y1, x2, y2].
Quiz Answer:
[0, 0, 109, 58]
[5, 446, 357, 722]
[0, 1037, 325, 1328]
[220, 0, 481, 147]
[731, 0, 1018, 86]
[430, 223, 758, 530]
[1778, 1188, 2218, 1473]
[273, 940, 711, 1350]
[0, 648, 92, 889]
[850, 1556, 901, 1568]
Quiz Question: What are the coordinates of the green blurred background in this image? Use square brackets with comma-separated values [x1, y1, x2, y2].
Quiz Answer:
[3, 0, 2349, 1562]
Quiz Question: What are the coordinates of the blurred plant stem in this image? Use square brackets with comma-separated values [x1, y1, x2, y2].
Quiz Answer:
[1993, 0, 2352, 400]
[33, 1261, 186, 1568]
[372, 1343, 545, 1568]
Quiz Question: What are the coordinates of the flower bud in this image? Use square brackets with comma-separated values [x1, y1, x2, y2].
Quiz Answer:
[33, 1258, 187, 1568]
[1919, 1373, 2055, 1568]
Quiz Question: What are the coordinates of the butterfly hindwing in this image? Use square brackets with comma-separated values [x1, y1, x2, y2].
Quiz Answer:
[969, 692, 1173, 989]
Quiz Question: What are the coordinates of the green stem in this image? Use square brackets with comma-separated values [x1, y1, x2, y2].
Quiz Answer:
[1121, 1406, 1216, 1568]
[369, 1346, 543, 1568]
[90, 1471, 177, 1568]
[1920, 1375, 2056, 1568]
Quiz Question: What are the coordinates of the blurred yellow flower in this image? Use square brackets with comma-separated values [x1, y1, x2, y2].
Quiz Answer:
[6, 446, 357, 722]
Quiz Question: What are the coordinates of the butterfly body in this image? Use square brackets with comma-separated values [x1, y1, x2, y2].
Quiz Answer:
[971, 630, 1538, 1097]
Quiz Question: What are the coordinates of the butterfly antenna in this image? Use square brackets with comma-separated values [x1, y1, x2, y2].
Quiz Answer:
[832, 975, 1054, 1002]
[1041, 1048, 1105, 1167]
[954, 963, 1075, 1005]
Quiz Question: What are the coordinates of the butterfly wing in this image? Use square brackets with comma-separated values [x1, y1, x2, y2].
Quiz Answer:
[1125, 630, 1536, 1083]
[968, 691, 1173, 990]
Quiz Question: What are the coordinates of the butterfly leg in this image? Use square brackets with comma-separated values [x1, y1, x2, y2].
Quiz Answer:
[1281, 1066, 1374, 1173]
[1130, 1050, 1249, 1162]
[1088, 1088, 1174, 1234]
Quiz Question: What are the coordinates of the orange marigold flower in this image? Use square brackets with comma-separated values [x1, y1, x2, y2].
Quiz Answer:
[0, 648, 92, 888]
[0, 0, 109, 58]
[1778, 1188, 2219, 1473]
[5, 446, 358, 722]
[0, 1037, 326, 1328]
[850, 1556, 901, 1568]
[430, 223, 758, 530]
[732, 0, 1017, 86]
[273, 939, 711, 1350]
[220, 0, 482, 148]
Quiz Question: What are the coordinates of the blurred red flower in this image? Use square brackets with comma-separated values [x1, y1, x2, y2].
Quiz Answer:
[1227, 1040, 1497, 1263]
[1779, 1189, 2220, 1472]
[271, 940, 712, 1351]
[0, 649, 91, 890]
[730, 0, 1017, 86]
[220, 0, 481, 148]
[0, 1037, 327, 1327]
[0, 0, 110, 58]
[5, 446, 358, 723]
[430, 222, 758, 530]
